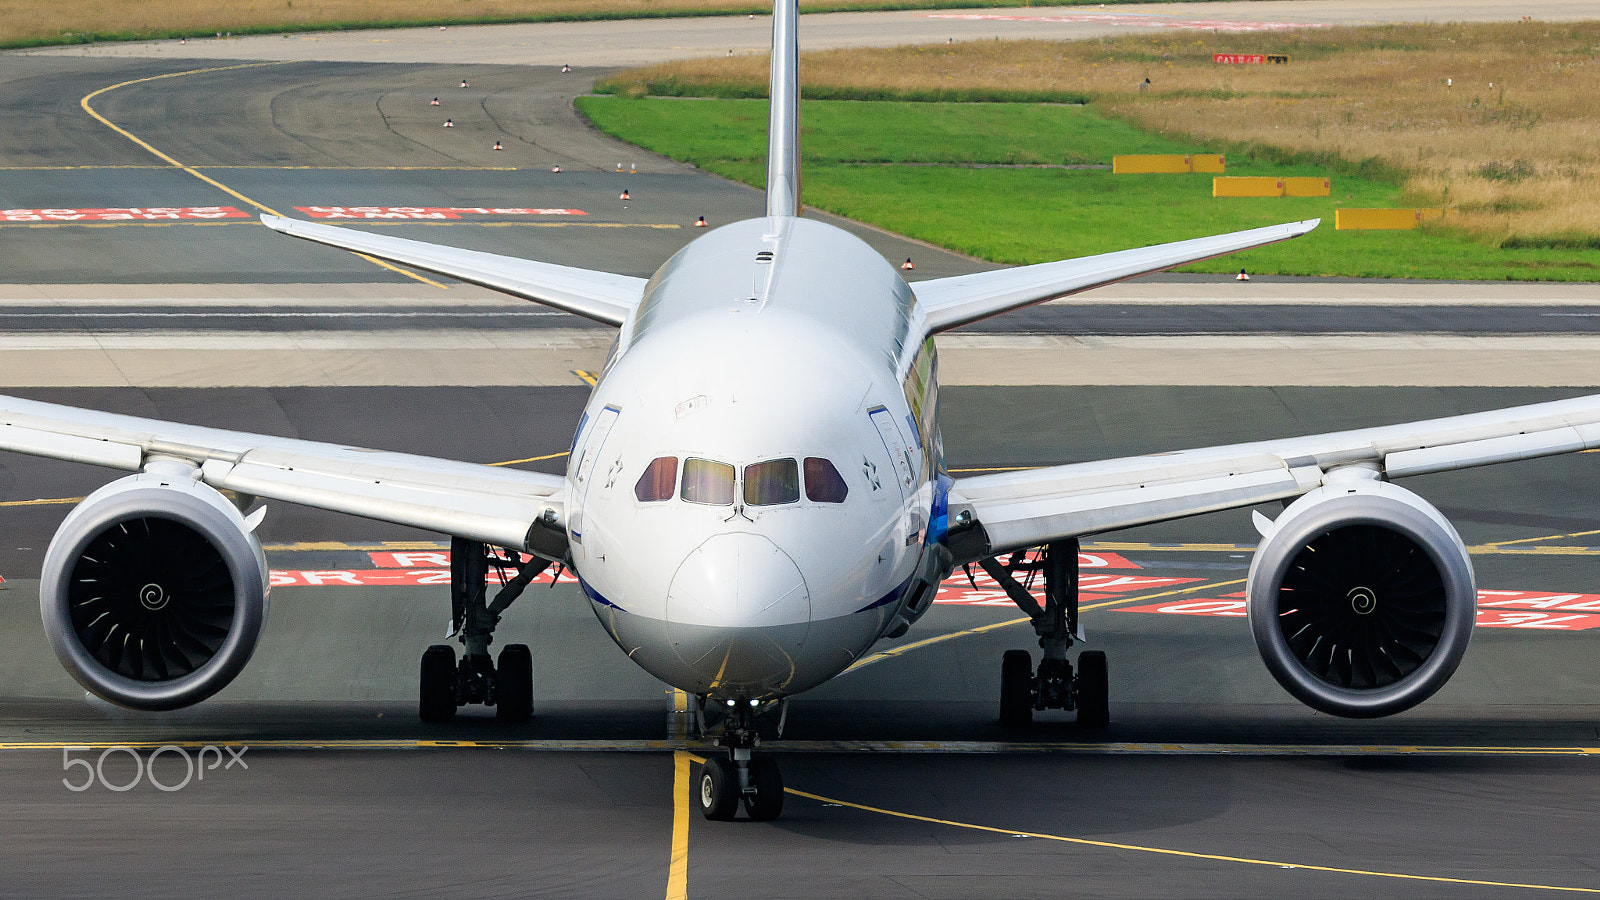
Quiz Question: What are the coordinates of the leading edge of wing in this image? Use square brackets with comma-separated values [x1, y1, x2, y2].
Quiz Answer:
[910, 218, 1318, 334]
[947, 391, 1600, 560]
[259, 214, 645, 327]
[0, 394, 565, 552]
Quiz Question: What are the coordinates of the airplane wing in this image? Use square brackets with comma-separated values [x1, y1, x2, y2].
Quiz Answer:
[259, 214, 645, 326]
[911, 219, 1318, 333]
[0, 395, 565, 553]
[946, 393, 1600, 562]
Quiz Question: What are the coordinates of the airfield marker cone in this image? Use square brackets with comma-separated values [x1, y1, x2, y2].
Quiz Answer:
[551, 165, 561, 173]
[493, 141, 503, 150]
[620, 189, 631, 200]
[695, 216, 707, 227]
[431, 97, 439, 106]
[443, 118, 454, 127]
[460, 79, 469, 88]
[1237, 269, 1250, 282]
[901, 258, 915, 270]
[561, 64, 572, 73]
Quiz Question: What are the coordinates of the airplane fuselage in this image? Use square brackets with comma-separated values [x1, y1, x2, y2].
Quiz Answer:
[563, 216, 949, 699]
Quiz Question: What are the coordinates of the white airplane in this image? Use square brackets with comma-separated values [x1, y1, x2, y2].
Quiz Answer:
[4, 0, 1600, 823]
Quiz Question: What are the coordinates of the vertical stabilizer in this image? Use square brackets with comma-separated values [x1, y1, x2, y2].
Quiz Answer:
[766, 0, 800, 217]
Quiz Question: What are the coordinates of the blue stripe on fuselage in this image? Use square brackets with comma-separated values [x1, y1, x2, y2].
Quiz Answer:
[576, 573, 622, 610]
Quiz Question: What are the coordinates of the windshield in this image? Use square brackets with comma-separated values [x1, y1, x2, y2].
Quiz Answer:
[681, 458, 736, 505]
[744, 459, 800, 506]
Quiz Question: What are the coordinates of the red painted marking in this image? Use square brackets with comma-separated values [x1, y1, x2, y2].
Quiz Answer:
[936, 552, 1198, 607]
[369, 551, 452, 568]
[1121, 590, 1600, 631]
[926, 13, 1319, 33]
[1214, 53, 1267, 64]
[273, 563, 576, 587]
[1078, 551, 1140, 570]
[1, 207, 247, 222]
[295, 206, 587, 219]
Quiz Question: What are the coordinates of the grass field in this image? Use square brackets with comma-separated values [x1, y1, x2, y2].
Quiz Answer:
[597, 21, 1600, 252]
[578, 95, 1600, 279]
[0, 0, 1133, 49]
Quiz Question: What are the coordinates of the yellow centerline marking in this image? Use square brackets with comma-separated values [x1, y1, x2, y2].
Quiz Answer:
[77, 63, 446, 290]
[0, 496, 85, 507]
[785, 788, 1600, 894]
[0, 221, 675, 229]
[263, 541, 449, 551]
[1479, 527, 1600, 548]
[948, 464, 1041, 473]
[0, 221, 257, 228]
[0, 165, 522, 171]
[843, 578, 1246, 673]
[1, 739, 1599, 756]
[665, 751, 691, 900]
[486, 451, 568, 467]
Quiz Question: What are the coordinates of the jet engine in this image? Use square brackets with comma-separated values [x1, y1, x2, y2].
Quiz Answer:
[1246, 470, 1475, 718]
[39, 462, 270, 711]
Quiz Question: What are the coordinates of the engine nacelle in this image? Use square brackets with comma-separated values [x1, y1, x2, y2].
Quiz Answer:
[1247, 471, 1475, 718]
[40, 463, 270, 711]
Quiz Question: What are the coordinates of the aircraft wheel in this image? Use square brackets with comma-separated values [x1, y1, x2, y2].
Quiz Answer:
[699, 756, 740, 821]
[419, 644, 457, 723]
[1077, 650, 1109, 729]
[1000, 649, 1034, 726]
[744, 755, 784, 821]
[496, 644, 533, 723]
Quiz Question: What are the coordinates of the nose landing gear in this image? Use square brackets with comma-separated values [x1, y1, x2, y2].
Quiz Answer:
[696, 699, 784, 821]
[418, 538, 547, 723]
[982, 538, 1109, 728]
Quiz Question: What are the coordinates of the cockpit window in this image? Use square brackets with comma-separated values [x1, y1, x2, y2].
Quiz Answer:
[804, 458, 848, 503]
[744, 459, 800, 506]
[634, 456, 678, 502]
[681, 458, 735, 505]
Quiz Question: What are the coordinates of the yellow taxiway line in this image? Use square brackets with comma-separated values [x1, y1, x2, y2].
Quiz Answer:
[77, 63, 446, 289]
[784, 787, 1600, 895]
[665, 751, 692, 900]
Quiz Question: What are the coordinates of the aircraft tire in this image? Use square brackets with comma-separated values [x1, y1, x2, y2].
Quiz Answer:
[1077, 650, 1109, 728]
[1000, 649, 1034, 726]
[496, 644, 533, 723]
[699, 757, 740, 821]
[744, 755, 784, 821]
[419, 644, 457, 722]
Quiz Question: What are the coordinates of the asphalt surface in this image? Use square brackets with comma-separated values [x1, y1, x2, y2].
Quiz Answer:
[5, 303, 1600, 334]
[0, 57, 989, 285]
[5, 386, 1600, 898]
[6, 12, 1600, 897]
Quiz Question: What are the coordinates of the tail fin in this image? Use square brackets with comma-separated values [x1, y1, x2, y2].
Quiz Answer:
[766, 0, 800, 217]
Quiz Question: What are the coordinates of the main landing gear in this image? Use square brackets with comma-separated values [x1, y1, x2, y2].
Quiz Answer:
[696, 699, 784, 821]
[419, 537, 549, 723]
[981, 537, 1109, 728]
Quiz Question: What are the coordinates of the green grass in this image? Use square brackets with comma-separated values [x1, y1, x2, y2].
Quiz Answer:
[576, 96, 1600, 280]
[578, 97, 1187, 165]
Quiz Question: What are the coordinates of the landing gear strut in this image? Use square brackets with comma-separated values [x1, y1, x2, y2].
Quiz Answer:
[418, 537, 548, 723]
[697, 699, 784, 821]
[981, 538, 1109, 728]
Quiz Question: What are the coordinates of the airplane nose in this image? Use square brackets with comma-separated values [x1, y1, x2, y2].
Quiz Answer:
[665, 533, 811, 696]
[667, 533, 809, 628]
